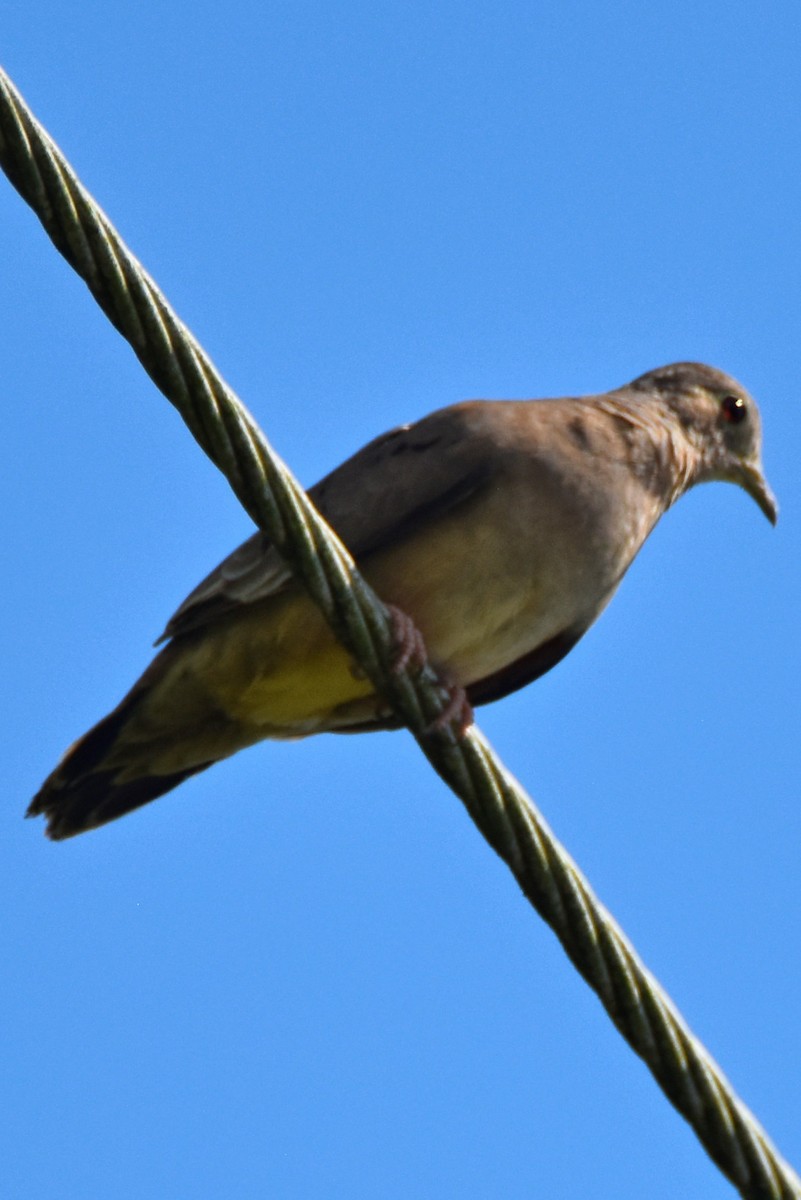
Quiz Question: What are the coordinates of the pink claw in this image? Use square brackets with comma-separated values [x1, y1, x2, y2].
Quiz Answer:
[386, 604, 429, 674]
[427, 682, 474, 737]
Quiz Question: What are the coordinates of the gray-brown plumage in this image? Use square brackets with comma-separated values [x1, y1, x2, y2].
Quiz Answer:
[28, 362, 777, 839]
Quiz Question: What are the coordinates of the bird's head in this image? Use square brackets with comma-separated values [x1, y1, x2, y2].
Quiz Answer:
[629, 362, 778, 525]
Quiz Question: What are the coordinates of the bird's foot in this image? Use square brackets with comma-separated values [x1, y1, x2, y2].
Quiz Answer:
[386, 604, 474, 737]
[386, 603, 429, 674]
[427, 680, 474, 737]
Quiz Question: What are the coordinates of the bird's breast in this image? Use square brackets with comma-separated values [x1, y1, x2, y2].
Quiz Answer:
[362, 468, 648, 687]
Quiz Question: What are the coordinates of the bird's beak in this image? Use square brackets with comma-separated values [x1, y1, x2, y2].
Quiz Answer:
[740, 462, 779, 525]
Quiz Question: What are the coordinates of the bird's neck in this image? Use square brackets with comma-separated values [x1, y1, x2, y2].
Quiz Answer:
[591, 393, 698, 511]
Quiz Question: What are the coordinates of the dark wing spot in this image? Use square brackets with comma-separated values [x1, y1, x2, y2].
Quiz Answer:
[568, 416, 591, 450]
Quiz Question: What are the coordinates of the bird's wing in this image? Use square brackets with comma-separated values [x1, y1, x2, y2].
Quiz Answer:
[159, 404, 497, 642]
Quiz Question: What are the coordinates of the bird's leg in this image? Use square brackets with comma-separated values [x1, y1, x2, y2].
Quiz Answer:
[385, 604, 474, 737]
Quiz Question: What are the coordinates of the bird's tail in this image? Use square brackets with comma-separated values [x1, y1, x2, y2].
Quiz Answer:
[27, 687, 216, 840]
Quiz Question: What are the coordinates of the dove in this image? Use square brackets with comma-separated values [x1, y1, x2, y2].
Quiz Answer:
[28, 362, 776, 839]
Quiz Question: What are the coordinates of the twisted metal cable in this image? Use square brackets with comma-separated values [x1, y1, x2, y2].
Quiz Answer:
[1, 66, 797, 1200]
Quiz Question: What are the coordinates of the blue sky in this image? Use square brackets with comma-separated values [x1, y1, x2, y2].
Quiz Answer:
[2, 3, 800, 1197]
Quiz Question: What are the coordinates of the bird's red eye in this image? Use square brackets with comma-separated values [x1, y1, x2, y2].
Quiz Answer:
[722, 395, 747, 423]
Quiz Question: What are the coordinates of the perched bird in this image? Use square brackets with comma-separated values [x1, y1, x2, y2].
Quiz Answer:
[29, 362, 776, 840]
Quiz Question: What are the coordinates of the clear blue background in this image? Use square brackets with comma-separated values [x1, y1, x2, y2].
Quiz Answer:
[2, 4, 799, 1197]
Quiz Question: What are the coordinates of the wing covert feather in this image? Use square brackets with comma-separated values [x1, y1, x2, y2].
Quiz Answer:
[159, 404, 496, 642]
